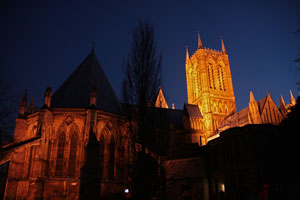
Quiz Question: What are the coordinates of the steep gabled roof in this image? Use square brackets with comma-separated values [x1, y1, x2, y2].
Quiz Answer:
[154, 88, 168, 108]
[51, 52, 121, 114]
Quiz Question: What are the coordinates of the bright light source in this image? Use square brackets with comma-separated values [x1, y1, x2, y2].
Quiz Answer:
[220, 183, 225, 192]
[124, 188, 129, 194]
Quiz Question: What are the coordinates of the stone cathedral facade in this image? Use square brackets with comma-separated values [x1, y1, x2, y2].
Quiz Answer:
[185, 34, 296, 143]
[0, 34, 297, 200]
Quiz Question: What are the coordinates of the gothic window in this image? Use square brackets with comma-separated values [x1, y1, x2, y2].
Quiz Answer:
[211, 67, 216, 89]
[55, 131, 65, 176]
[193, 72, 198, 97]
[99, 134, 105, 178]
[68, 131, 78, 177]
[217, 66, 226, 91]
[109, 135, 115, 180]
[221, 68, 226, 91]
[218, 67, 223, 90]
[207, 64, 212, 89]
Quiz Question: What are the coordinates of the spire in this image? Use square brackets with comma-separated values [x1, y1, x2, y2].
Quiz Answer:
[197, 31, 203, 49]
[221, 36, 226, 54]
[250, 91, 256, 102]
[280, 95, 286, 107]
[249, 90, 261, 124]
[290, 90, 296, 105]
[43, 87, 52, 108]
[19, 89, 28, 116]
[186, 46, 189, 63]
[280, 95, 287, 117]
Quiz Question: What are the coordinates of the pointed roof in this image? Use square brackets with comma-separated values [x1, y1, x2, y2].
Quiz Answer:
[154, 87, 169, 108]
[221, 37, 226, 54]
[290, 90, 296, 105]
[249, 91, 256, 102]
[197, 32, 203, 49]
[280, 95, 286, 107]
[186, 46, 189, 63]
[51, 52, 121, 114]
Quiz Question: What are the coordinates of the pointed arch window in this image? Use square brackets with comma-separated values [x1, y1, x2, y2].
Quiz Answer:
[109, 135, 115, 180]
[55, 132, 65, 176]
[68, 131, 78, 177]
[217, 65, 226, 91]
[207, 64, 212, 89]
[99, 134, 105, 179]
[208, 63, 216, 89]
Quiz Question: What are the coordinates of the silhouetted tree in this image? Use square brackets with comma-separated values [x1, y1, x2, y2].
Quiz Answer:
[121, 20, 163, 200]
[295, 28, 300, 88]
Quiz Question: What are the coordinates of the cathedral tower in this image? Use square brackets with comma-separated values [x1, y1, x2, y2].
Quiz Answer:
[185, 33, 236, 138]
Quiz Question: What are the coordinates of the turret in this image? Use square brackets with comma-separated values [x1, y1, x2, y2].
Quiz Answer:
[19, 89, 28, 117]
[43, 87, 52, 108]
[186, 46, 189, 63]
[90, 79, 97, 107]
[221, 37, 227, 54]
[197, 32, 203, 49]
[290, 90, 296, 106]
[248, 91, 261, 124]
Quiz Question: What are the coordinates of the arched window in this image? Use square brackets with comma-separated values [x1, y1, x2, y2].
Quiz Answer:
[217, 66, 226, 91]
[218, 67, 222, 90]
[55, 132, 65, 176]
[211, 67, 216, 89]
[207, 64, 213, 89]
[109, 135, 115, 180]
[68, 131, 78, 177]
[221, 67, 226, 91]
[99, 134, 105, 178]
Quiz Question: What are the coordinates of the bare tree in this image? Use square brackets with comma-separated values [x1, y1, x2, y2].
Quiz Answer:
[121, 20, 162, 200]
[122, 20, 162, 149]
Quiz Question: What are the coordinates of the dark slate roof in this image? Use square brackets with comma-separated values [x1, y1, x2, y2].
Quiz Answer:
[51, 52, 121, 114]
[153, 108, 184, 130]
[164, 155, 206, 179]
[184, 104, 203, 118]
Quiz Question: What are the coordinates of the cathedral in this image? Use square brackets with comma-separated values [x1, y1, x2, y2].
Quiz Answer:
[0, 34, 297, 200]
[184, 33, 296, 143]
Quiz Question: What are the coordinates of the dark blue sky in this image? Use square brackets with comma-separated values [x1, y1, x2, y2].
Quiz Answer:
[1, 0, 299, 111]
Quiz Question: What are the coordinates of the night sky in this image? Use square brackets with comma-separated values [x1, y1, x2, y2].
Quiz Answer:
[1, 0, 299, 112]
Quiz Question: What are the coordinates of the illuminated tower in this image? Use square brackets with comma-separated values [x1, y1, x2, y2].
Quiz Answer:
[185, 33, 236, 138]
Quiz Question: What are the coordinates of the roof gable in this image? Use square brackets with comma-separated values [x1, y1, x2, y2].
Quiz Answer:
[51, 52, 121, 114]
[154, 88, 168, 108]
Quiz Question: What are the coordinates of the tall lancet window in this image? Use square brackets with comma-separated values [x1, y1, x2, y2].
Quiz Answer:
[55, 132, 65, 176]
[211, 67, 216, 89]
[208, 63, 216, 89]
[217, 66, 223, 91]
[208, 64, 212, 89]
[99, 134, 105, 178]
[68, 131, 78, 177]
[221, 67, 226, 91]
[109, 135, 115, 180]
